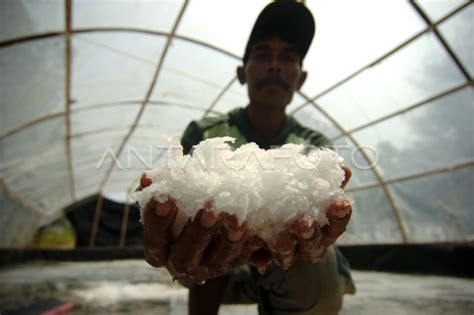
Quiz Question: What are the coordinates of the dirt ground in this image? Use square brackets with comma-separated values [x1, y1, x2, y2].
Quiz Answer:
[1, 259, 473, 315]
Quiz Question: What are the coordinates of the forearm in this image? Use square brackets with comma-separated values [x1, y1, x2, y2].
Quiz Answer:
[188, 275, 229, 315]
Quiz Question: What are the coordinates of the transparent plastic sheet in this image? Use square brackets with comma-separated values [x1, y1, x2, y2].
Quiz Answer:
[286, 93, 306, 113]
[0, 0, 63, 42]
[439, 5, 474, 77]
[150, 38, 238, 109]
[71, 129, 129, 201]
[352, 87, 474, 181]
[103, 129, 169, 201]
[0, 117, 72, 217]
[71, 32, 166, 108]
[302, 0, 425, 95]
[177, 0, 268, 56]
[70, 103, 142, 200]
[73, 0, 183, 32]
[139, 105, 204, 138]
[293, 104, 342, 140]
[389, 167, 474, 242]
[0, 38, 65, 135]
[211, 79, 248, 115]
[0, 186, 42, 247]
[317, 32, 466, 131]
[345, 187, 404, 244]
[71, 104, 141, 135]
[417, 0, 466, 21]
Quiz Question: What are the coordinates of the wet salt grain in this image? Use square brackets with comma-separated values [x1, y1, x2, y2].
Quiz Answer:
[133, 137, 347, 240]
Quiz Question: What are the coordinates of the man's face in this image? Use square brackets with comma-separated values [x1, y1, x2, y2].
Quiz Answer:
[238, 37, 307, 110]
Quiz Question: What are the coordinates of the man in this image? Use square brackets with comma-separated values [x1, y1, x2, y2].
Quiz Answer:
[139, 1, 355, 314]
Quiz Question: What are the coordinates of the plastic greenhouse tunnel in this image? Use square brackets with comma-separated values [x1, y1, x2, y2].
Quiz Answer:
[1, 1, 473, 314]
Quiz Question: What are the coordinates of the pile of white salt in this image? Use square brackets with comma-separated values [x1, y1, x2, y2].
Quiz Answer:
[133, 137, 347, 240]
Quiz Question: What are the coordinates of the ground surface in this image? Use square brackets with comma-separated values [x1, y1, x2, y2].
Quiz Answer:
[1, 259, 473, 314]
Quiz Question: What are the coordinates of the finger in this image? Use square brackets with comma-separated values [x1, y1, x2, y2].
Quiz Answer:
[168, 209, 221, 275]
[141, 173, 153, 188]
[206, 215, 248, 274]
[249, 246, 272, 274]
[322, 198, 352, 246]
[289, 215, 324, 263]
[268, 231, 297, 270]
[136, 173, 153, 192]
[189, 265, 212, 285]
[340, 165, 352, 189]
[143, 198, 177, 268]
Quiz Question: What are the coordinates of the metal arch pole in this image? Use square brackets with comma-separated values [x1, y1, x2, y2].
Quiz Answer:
[88, 193, 103, 247]
[0, 179, 48, 217]
[119, 186, 133, 247]
[202, 76, 237, 118]
[90, 1, 190, 246]
[410, 0, 472, 82]
[331, 81, 473, 142]
[97, 0, 190, 192]
[0, 29, 240, 61]
[0, 113, 65, 140]
[118, 140, 172, 248]
[290, 1, 472, 116]
[347, 160, 474, 192]
[64, 0, 76, 203]
[3, 79, 470, 142]
[73, 99, 220, 113]
[298, 91, 409, 242]
[0, 100, 223, 141]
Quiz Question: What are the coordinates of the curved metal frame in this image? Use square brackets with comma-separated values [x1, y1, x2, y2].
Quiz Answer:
[64, 0, 76, 203]
[290, 1, 472, 116]
[0, 99, 221, 140]
[330, 81, 473, 142]
[298, 91, 409, 242]
[347, 160, 474, 193]
[0, 1, 472, 246]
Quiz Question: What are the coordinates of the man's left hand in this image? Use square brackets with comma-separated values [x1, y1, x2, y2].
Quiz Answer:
[256, 166, 353, 270]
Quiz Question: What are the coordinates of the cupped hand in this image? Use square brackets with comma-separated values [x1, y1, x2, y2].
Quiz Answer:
[263, 165, 353, 271]
[138, 174, 249, 284]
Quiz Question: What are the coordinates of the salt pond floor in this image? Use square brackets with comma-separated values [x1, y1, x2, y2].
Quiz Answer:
[1, 259, 473, 315]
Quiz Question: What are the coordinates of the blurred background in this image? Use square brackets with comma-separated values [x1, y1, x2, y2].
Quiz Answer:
[1, 0, 473, 314]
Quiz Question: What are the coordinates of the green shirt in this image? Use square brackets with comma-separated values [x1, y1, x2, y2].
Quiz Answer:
[181, 107, 330, 154]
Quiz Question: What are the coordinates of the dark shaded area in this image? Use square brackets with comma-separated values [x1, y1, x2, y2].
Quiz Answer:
[65, 194, 143, 247]
[339, 244, 474, 278]
[3, 197, 474, 278]
[0, 246, 144, 266]
[1, 244, 473, 278]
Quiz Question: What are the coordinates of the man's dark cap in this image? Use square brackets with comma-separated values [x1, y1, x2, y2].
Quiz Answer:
[243, 0, 315, 64]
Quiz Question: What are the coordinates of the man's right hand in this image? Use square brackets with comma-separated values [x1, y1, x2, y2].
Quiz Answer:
[138, 174, 249, 284]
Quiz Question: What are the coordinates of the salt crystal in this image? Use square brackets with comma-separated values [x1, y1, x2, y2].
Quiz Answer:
[133, 137, 349, 240]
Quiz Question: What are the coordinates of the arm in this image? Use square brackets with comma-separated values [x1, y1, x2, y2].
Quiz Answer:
[181, 121, 203, 155]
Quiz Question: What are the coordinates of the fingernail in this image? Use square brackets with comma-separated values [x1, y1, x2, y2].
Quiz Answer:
[227, 227, 245, 242]
[140, 174, 152, 187]
[334, 207, 351, 219]
[200, 209, 218, 228]
[155, 201, 172, 216]
[301, 226, 315, 240]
